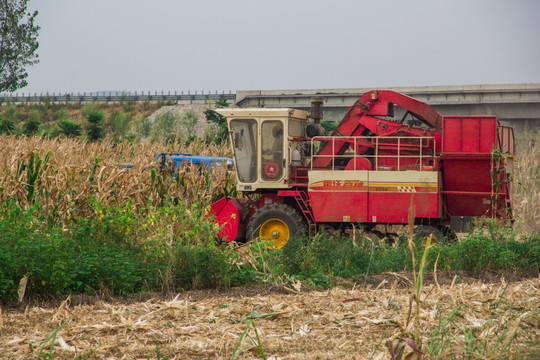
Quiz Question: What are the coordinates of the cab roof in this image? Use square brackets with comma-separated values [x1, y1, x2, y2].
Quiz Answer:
[215, 108, 309, 120]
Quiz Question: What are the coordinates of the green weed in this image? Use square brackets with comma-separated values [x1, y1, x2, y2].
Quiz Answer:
[35, 317, 72, 359]
[231, 319, 267, 360]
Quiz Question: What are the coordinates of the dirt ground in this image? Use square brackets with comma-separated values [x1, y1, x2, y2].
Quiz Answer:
[1, 271, 539, 360]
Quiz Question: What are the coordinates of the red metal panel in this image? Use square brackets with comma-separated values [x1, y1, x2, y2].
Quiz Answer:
[441, 116, 503, 217]
[367, 171, 439, 223]
[257, 193, 283, 208]
[443, 157, 492, 192]
[308, 170, 439, 224]
[479, 117, 497, 153]
[442, 157, 494, 216]
[445, 193, 493, 217]
[442, 117, 459, 153]
[309, 191, 368, 223]
[308, 171, 369, 223]
[443, 116, 498, 154]
[368, 192, 439, 223]
[461, 119, 480, 153]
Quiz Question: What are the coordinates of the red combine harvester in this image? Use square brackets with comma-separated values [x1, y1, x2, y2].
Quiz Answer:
[209, 90, 515, 247]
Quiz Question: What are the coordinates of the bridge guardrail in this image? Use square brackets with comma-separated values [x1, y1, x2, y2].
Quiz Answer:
[0, 91, 236, 105]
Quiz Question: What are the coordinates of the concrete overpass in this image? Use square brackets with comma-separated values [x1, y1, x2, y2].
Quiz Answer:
[236, 84, 540, 137]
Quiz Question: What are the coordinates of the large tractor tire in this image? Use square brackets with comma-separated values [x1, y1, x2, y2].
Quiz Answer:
[413, 225, 443, 243]
[246, 203, 305, 249]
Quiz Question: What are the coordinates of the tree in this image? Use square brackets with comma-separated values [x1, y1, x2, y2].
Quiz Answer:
[204, 98, 229, 144]
[58, 120, 81, 137]
[0, 116, 15, 134]
[0, 0, 40, 92]
[23, 119, 39, 136]
[86, 110, 105, 141]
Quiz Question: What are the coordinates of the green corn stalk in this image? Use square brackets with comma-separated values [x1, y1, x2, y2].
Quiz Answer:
[88, 156, 101, 184]
[18, 152, 51, 204]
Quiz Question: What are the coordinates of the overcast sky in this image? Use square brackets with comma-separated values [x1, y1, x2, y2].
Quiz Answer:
[11, 0, 540, 94]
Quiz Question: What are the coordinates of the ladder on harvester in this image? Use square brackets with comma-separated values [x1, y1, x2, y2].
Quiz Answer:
[279, 190, 316, 236]
[490, 151, 513, 221]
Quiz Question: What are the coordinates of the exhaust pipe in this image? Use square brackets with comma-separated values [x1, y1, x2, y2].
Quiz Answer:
[307, 97, 325, 137]
[310, 97, 324, 124]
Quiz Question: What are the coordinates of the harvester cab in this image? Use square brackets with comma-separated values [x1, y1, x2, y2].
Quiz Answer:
[215, 108, 309, 192]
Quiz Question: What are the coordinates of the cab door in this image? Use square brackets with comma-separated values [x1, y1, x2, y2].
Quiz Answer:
[260, 120, 285, 182]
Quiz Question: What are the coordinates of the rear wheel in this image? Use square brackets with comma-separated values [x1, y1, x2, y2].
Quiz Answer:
[246, 203, 304, 249]
[413, 225, 443, 243]
[441, 226, 458, 241]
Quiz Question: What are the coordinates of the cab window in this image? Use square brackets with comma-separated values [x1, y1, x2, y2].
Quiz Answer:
[230, 119, 257, 182]
[261, 120, 284, 181]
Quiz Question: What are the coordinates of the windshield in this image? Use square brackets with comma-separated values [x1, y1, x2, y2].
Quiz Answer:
[230, 119, 257, 182]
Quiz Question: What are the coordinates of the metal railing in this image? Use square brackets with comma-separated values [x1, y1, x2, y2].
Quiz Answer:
[497, 126, 515, 155]
[0, 90, 236, 105]
[309, 136, 437, 171]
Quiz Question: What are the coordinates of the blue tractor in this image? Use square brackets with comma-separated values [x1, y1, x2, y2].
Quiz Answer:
[154, 153, 234, 175]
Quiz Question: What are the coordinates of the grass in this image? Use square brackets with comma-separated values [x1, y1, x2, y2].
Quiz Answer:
[231, 320, 267, 360]
[0, 197, 256, 302]
[1, 191, 538, 305]
[35, 317, 72, 359]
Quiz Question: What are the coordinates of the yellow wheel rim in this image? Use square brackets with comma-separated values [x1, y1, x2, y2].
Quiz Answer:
[259, 218, 290, 249]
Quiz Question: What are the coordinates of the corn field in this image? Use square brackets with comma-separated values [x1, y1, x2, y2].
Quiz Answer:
[513, 132, 540, 234]
[0, 136, 234, 223]
[0, 134, 538, 234]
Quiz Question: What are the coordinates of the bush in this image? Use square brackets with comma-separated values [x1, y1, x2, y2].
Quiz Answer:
[1, 191, 539, 303]
[0, 201, 160, 301]
[134, 117, 152, 138]
[109, 112, 131, 137]
[320, 120, 338, 134]
[151, 111, 177, 142]
[58, 119, 82, 137]
[181, 110, 199, 145]
[277, 234, 376, 287]
[53, 107, 69, 122]
[172, 244, 234, 289]
[0, 117, 15, 134]
[122, 102, 135, 112]
[86, 110, 105, 141]
[23, 119, 40, 136]
[270, 227, 540, 286]
[456, 233, 498, 271]
[2, 105, 20, 124]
